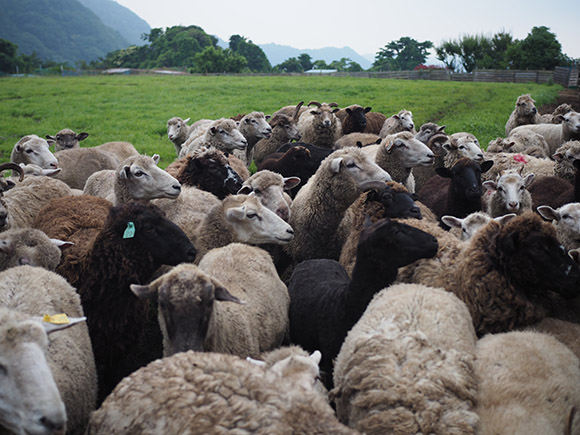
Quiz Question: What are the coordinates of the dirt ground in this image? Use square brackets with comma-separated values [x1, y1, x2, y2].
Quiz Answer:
[537, 88, 580, 114]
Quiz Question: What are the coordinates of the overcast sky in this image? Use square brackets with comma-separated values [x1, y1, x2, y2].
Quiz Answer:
[114, 0, 579, 61]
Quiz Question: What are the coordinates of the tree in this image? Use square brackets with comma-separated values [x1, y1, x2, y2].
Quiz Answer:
[329, 57, 363, 72]
[191, 46, 247, 73]
[229, 35, 271, 72]
[0, 38, 18, 73]
[312, 59, 330, 70]
[274, 57, 303, 73]
[372, 37, 433, 71]
[297, 53, 313, 71]
[506, 26, 567, 70]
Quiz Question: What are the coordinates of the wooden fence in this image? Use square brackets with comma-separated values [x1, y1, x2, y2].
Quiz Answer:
[335, 66, 579, 88]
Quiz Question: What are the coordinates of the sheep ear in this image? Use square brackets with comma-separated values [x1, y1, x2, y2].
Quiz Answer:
[393, 115, 400, 120]
[120, 165, 132, 179]
[553, 152, 564, 162]
[310, 350, 322, 365]
[442, 142, 453, 152]
[237, 185, 253, 195]
[330, 157, 343, 174]
[480, 160, 494, 173]
[4, 180, 16, 191]
[523, 173, 535, 186]
[346, 108, 352, 115]
[152, 154, 160, 165]
[46, 135, 56, 142]
[214, 285, 245, 304]
[130, 283, 158, 300]
[482, 180, 497, 193]
[225, 206, 246, 221]
[504, 141, 516, 151]
[441, 215, 463, 229]
[265, 115, 271, 121]
[283, 176, 301, 191]
[209, 127, 218, 135]
[183, 117, 191, 124]
[50, 239, 74, 249]
[438, 125, 446, 132]
[33, 316, 87, 334]
[537, 205, 560, 221]
[435, 167, 452, 178]
[364, 107, 372, 113]
[569, 249, 580, 265]
[0, 239, 11, 254]
[494, 213, 517, 225]
[77, 132, 89, 141]
[385, 140, 395, 152]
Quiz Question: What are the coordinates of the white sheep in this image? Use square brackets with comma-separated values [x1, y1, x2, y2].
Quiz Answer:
[487, 129, 551, 158]
[15, 163, 61, 178]
[192, 193, 295, 261]
[253, 112, 302, 165]
[0, 228, 69, 272]
[237, 111, 273, 165]
[475, 330, 580, 434]
[84, 154, 181, 205]
[505, 93, 541, 136]
[94, 141, 139, 163]
[11, 134, 59, 169]
[538, 202, 580, 251]
[333, 132, 381, 149]
[179, 117, 248, 159]
[286, 146, 391, 263]
[86, 348, 355, 434]
[482, 169, 535, 217]
[444, 132, 485, 167]
[131, 244, 289, 357]
[442, 211, 516, 240]
[510, 110, 580, 155]
[166, 116, 193, 155]
[46, 128, 89, 151]
[331, 283, 479, 435]
[297, 101, 342, 149]
[0, 265, 97, 435]
[53, 147, 120, 190]
[359, 131, 435, 192]
[379, 108, 416, 138]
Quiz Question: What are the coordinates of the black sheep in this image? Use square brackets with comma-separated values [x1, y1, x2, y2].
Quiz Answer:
[73, 201, 197, 404]
[276, 141, 333, 169]
[288, 218, 438, 388]
[175, 148, 243, 199]
[258, 145, 315, 198]
[335, 105, 372, 135]
[418, 158, 493, 228]
[528, 159, 580, 211]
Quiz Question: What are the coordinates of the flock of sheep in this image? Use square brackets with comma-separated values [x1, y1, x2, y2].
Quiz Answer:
[2, 93, 580, 434]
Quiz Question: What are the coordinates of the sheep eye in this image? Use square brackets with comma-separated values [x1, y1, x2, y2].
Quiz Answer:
[459, 146, 465, 150]
[25, 149, 34, 154]
[563, 215, 571, 219]
[519, 186, 525, 191]
[134, 170, 145, 177]
[247, 212, 258, 219]
[498, 187, 504, 192]
[346, 162, 358, 169]
[253, 189, 261, 195]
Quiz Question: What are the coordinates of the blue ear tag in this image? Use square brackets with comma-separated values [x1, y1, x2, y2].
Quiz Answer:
[123, 222, 136, 239]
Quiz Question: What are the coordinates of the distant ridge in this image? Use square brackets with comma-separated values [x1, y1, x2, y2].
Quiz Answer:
[258, 43, 373, 69]
[78, 0, 151, 46]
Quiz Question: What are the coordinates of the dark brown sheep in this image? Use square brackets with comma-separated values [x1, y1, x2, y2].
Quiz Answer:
[335, 104, 372, 135]
[363, 111, 387, 134]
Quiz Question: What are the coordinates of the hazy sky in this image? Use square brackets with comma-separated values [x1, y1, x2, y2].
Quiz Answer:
[114, 0, 579, 60]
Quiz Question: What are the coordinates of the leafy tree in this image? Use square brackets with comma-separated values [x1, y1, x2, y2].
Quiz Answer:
[191, 46, 247, 73]
[372, 37, 433, 71]
[329, 57, 363, 72]
[506, 26, 567, 70]
[312, 59, 330, 70]
[0, 38, 18, 73]
[297, 53, 313, 71]
[229, 35, 271, 72]
[274, 57, 303, 73]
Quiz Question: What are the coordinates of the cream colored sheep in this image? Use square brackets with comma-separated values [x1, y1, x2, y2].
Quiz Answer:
[379, 109, 416, 138]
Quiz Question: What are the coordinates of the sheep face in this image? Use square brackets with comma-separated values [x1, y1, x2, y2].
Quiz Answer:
[208, 120, 248, 151]
[498, 226, 580, 300]
[445, 136, 484, 163]
[484, 171, 534, 213]
[119, 155, 182, 200]
[0, 229, 64, 272]
[46, 129, 89, 152]
[0, 312, 67, 435]
[119, 204, 197, 265]
[330, 149, 392, 187]
[167, 117, 191, 143]
[384, 134, 435, 168]
[538, 203, 580, 239]
[553, 143, 580, 168]
[442, 212, 516, 240]
[344, 106, 370, 133]
[415, 123, 446, 145]
[366, 185, 422, 220]
[561, 111, 580, 136]
[515, 94, 538, 118]
[396, 110, 415, 131]
[358, 218, 438, 268]
[223, 195, 294, 245]
[131, 264, 243, 356]
[437, 159, 493, 201]
[241, 112, 272, 139]
[238, 171, 300, 221]
[305, 103, 340, 130]
[12, 135, 59, 169]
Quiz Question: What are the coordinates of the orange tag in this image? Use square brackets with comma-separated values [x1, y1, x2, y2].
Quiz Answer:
[42, 314, 70, 324]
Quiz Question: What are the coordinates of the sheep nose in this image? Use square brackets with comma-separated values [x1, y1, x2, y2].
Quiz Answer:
[168, 134, 174, 140]
[19, 256, 30, 265]
[508, 202, 519, 210]
[531, 107, 537, 114]
[39, 416, 66, 434]
[286, 228, 294, 235]
[50, 162, 59, 169]
[173, 184, 181, 192]
[323, 120, 331, 127]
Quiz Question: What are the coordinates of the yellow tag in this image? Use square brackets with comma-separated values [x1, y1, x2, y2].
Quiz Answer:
[42, 314, 70, 324]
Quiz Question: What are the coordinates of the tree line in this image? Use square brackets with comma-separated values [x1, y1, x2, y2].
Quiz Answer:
[0, 25, 576, 75]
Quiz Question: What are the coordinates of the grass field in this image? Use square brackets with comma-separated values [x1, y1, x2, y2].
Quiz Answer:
[0, 75, 563, 168]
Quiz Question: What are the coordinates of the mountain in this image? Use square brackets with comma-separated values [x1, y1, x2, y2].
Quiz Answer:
[258, 43, 373, 70]
[78, 0, 151, 46]
[0, 0, 131, 64]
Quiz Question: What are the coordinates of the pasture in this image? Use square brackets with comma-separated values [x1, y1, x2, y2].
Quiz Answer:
[0, 74, 562, 167]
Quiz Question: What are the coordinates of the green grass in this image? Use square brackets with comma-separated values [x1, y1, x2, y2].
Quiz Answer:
[0, 75, 563, 168]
